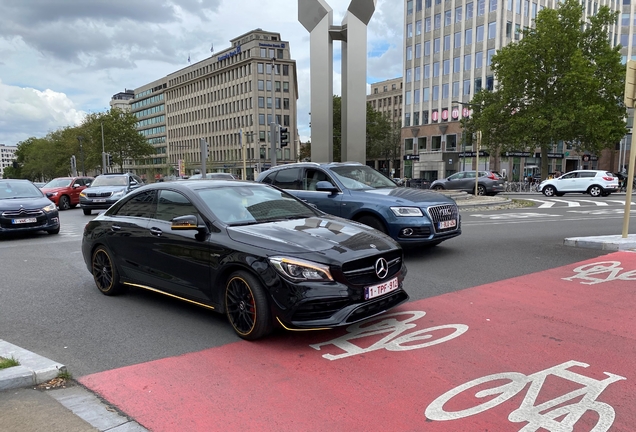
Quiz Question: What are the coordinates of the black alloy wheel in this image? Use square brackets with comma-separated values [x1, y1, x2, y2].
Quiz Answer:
[476, 185, 486, 196]
[83, 209, 92, 215]
[543, 185, 556, 197]
[357, 215, 387, 233]
[432, 185, 444, 191]
[47, 227, 60, 235]
[91, 246, 125, 295]
[58, 195, 71, 210]
[225, 271, 272, 340]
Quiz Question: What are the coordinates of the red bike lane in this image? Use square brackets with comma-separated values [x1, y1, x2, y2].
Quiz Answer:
[80, 251, 636, 432]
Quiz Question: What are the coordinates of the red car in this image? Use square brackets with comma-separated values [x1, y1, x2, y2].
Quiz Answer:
[40, 177, 93, 210]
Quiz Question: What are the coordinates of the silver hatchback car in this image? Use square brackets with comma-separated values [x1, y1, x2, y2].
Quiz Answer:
[538, 170, 619, 197]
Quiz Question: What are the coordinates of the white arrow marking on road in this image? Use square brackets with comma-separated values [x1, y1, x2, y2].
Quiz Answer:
[608, 200, 636, 206]
[526, 199, 555, 208]
[577, 199, 608, 206]
[549, 199, 580, 207]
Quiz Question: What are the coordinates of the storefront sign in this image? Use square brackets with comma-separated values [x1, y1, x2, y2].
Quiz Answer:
[503, 151, 532, 157]
[534, 152, 565, 159]
[218, 45, 242, 62]
[404, 154, 420, 161]
[259, 43, 286, 48]
[458, 150, 490, 157]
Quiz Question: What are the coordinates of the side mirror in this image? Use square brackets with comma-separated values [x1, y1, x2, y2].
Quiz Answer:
[73, 183, 80, 188]
[46, 192, 54, 198]
[171, 215, 207, 232]
[315, 181, 338, 193]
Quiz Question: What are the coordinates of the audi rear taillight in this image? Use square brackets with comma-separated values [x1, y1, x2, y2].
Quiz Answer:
[487, 173, 497, 180]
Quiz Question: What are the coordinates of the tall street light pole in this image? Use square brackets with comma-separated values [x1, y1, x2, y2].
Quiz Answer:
[77, 135, 85, 176]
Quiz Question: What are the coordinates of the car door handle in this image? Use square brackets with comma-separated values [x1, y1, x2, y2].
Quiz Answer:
[111, 225, 121, 232]
[149, 227, 163, 237]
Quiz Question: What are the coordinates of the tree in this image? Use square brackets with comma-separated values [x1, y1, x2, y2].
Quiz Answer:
[466, 0, 626, 179]
[299, 140, 311, 161]
[82, 108, 154, 171]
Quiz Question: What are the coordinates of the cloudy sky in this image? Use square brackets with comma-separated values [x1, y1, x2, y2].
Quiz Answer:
[0, 0, 403, 146]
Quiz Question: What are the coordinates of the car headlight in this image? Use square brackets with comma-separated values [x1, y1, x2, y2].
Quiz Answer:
[269, 257, 333, 282]
[111, 191, 125, 198]
[80, 191, 87, 197]
[43, 202, 57, 213]
[49, 192, 58, 196]
[390, 206, 423, 217]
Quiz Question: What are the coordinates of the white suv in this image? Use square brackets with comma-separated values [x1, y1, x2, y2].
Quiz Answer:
[538, 170, 619, 197]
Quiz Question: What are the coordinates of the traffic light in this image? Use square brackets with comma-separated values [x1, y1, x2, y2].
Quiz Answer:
[279, 127, 289, 147]
[107, 154, 113, 166]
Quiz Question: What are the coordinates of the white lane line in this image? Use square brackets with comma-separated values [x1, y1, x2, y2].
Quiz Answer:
[608, 200, 636, 206]
[526, 199, 555, 208]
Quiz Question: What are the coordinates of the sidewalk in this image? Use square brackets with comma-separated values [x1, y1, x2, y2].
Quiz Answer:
[0, 340, 147, 432]
[1, 192, 633, 431]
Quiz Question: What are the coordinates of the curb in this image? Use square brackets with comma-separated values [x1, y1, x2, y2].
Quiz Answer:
[0, 340, 65, 391]
[563, 235, 636, 251]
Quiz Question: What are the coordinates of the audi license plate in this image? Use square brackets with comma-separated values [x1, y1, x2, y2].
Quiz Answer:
[93, 199, 106, 203]
[12, 218, 37, 224]
[439, 219, 456, 229]
[365, 277, 399, 300]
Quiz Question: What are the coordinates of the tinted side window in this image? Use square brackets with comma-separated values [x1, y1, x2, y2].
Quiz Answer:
[561, 173, 577, 179]
[156, 190, 198, 222]
[272, 168, 301, 190]
[303, 169, 331, 191]
[114, 191, 156, 218]
[261, 173, 276, 185]
[579, 172, 596, 178]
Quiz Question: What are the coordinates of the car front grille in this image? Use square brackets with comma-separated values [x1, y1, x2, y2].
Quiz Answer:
[341, 250, 402, 286]
[292, 298, 352, 321]
[86, 192, 113, 198]
[0, 208, 46, 229]
[427, 204, 459, 233]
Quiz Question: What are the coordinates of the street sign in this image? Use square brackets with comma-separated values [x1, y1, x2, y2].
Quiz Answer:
[404, 154, 420, 161]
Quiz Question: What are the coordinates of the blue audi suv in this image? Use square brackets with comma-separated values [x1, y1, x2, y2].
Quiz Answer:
[256, 162, 461, 247]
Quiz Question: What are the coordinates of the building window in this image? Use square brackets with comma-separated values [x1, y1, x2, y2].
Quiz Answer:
[418, 137, 427, 151]
[416, 20, 422, 35]
[407, 23, 413, 38]
[405, 113, 411, 127]
[442, 83, 449, 99]
[445, 10, 452, 26]
[464, 54, 472, 70]
[283, 98, 290, 109]
[283, 65, 289, 76]
[407, 46, 413, 61]
[283, 82, 289, 92]
[487, 48, 495, 65]
[405, 90, 412, 105]
[258, 80, 264, 91]
[424, 64, 430, 79]
[454, 32, 461, 48]
[433, 62, 440, 77]
[446, 135, 457, 151]
[415, 43, 421, 58]
[444, 35, 451, 51]
[465, 28, 473, 45]
[415, 66, 421, 81]
[490, 0, 498, 12]
[425, 17, 431, 32]
[433, 85, 439, 100]
[407, 0, 413, 14]
[454, 56, 461, 72]
[486, 75, 494, 90]
[414, 89, 420, 104]
[488, 21, 496, 39]
[258, 96, 265, 108]
[477, 25, 484, 42]
[424, 41, 431, 56]
[435, 13, 441, 29]
[455, 6, 462, 22]
[434, 38, 440, 53]
[423, 87, 430, 101]
[452, 81, 460, 97]
[475, 77, 483, 92]
[413, 111, 420, 125]
[259, 114, 265, 125]
[475, 51, 483, 68]
[466, 2, 474, 19]
[405, 138, 414, 151]
[277, 49, 284, 59]
[406, 69, 412, 82]
[443, 59, 450, 75]
[258, 63, 264, 73]
[463, 79, 471, 95]
[478, 0, 485, 15]
[432, 136, 442, 151]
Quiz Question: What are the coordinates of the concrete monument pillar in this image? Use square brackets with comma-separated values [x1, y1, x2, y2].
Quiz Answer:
[299, 0, 376, 163]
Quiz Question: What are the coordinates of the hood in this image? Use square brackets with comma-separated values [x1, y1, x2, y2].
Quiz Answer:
[360, 187, 455, 206]
[41, 187, 69, 194]
[0, 196, 53, 210]
[85, 186, 128, 194]
[227, 216, 398, 258]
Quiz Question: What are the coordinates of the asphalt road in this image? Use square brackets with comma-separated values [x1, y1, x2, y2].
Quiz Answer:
[0, 194, 633, 377]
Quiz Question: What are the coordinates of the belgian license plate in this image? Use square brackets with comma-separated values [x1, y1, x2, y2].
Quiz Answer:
[12, 218, 37, 224]
[439, 219, 456, 229]
[93, 199, 106, 203]
[365, 277, 399, 300]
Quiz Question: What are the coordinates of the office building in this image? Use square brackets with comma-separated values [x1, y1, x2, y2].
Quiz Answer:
[367, 78, 404, 176]
[402, 0, 623, 182]
[128, 29, 298, 181]
[110, 89, 135, 111]
[0, 144, 17, 179]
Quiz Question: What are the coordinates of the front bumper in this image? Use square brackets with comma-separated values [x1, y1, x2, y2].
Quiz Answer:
[0, 214, 59, 234]
[268, 266, 409, 330]
[80, 198, 119, 210]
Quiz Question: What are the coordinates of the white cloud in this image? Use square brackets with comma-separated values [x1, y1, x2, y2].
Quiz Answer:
[0, 0, 404, 145]
[0, 80, 85, 144]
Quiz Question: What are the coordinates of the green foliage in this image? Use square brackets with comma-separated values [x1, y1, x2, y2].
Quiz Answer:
[464, 0, 626, 179]
[299, 141, 311, 161]
[7, 107, 154, 180]
[332, 95, 397, 162]
[0, 356, 20, 369]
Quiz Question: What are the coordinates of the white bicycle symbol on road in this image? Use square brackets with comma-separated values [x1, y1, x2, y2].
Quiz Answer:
[309, 311, 468, 361]
[425, 360, 626, 431]
[562, 261, 636, 285]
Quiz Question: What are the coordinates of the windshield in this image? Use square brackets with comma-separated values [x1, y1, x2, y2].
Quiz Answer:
[330, 166, 397, 190]
[0, 181, 43, 199]
[196, 184, 317, 225]
[43, 178, 72, 188]
[91, 176, 128, 187]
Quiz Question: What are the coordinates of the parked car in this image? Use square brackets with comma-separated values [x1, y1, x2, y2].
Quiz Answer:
[40, 176, 93, 210]
[33, 182, 46, 188]
[430, 170, 505, 196]
[189, 172, 237, 180]
[81, 180, 409, 340]
[79, 173, 144, 215]
[406, 178, 431, 189]
[537, 170, 619, 197]
[256, 162, 460, 247]
[0, 179, 59, 236]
